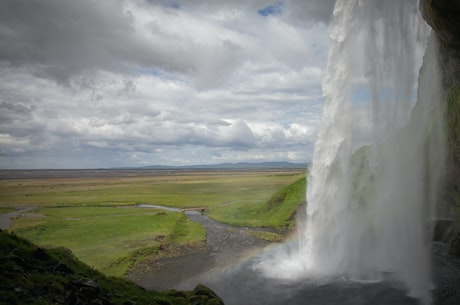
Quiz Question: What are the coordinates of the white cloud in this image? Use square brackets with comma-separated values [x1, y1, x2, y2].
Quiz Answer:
[0, 0, 332, 168]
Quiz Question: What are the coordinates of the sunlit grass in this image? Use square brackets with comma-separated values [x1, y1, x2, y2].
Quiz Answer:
[1, 170, 305, 276]
[0, 171, 303, 208]
[10, 206, 205, 276]
[207, 176, 306, 228]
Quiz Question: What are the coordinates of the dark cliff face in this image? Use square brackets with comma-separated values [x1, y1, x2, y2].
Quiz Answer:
[421, 0, 460, 50]
[421, 0, 460, 255]
[421, 0, 460, 198]
[421, 0, 460, 86]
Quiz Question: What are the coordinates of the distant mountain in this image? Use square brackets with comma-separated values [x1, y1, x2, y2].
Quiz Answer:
[140, 161, 308, 170]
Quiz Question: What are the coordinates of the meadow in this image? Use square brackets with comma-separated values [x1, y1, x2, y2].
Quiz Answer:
[0, 169, 306, 276]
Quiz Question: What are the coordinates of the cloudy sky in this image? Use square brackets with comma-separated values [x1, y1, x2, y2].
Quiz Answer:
[0, 0, 336, 169]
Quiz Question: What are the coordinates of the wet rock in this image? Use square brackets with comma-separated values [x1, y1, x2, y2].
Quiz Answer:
[153, 296, 175, 305]
[421, 0, 460, 54]
[65, 278, 101, 304]
[434, 219, 456, 243]
[52, 261, 74, 275]
[164, 289, 188, 299]
[82, 278, 99, 290]
[12, 255, 34, 270]
[448, 233, 460, 256]
[206, 299, 225, 305]
[33, 247, 50, 260]
[421, 0, 460, 245]
[189, 294, 209, 305]
[191, 285, 224, 305]
[192, 284, 219, 299]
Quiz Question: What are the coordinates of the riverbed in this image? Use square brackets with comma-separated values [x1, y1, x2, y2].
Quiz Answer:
[2, 206, 459, 304]
[130, 211, 460, 305]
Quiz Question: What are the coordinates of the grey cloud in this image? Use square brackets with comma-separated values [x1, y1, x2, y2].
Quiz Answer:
[0, 0, 134, 83]
[167, 0, 335, 22]
[0, 101, 34, 123]
[170, 0, 335, 24]
[284, 0, 335, 25]
[0, 0, 332, 88]
[0, 0, 328, 168]
[0, 0, 250, 88]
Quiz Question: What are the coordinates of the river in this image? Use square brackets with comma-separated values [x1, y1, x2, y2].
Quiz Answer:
[129, 209, 460, 305]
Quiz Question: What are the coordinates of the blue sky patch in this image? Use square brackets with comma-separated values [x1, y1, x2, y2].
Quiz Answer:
[149, 0, 180, 9]
[258, 1, 283, 17]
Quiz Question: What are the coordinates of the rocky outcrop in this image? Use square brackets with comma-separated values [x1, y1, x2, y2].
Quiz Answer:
[420, 0, 460, 256]
[421, 0, 460, 85]
[0, 229, 224, 305]
[421, 0, 460, 183]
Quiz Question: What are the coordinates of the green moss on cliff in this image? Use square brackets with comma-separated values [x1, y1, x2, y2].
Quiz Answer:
[207, 176, 306, 228]
[447, 86, 460, 160]
[445, 85, 460, 209]
[424, 0, 460, 257]
[0, 230, 224, 305]
[449, 233, 460, 256]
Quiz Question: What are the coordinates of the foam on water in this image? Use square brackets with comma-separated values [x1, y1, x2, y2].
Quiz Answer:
[258, 1, 445, 304]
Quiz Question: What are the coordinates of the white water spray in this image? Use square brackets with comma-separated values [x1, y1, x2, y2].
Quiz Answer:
[259, 1, 445, 304]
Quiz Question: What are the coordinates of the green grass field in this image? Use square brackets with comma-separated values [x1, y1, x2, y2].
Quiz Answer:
[207, 176, 306, 228]
[0, 170, 306, 276]
[10, 207, 205, 276]
[0, 171, 303, 208]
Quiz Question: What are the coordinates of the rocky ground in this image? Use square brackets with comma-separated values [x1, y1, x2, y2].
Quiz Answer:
[128, 212, 460, 305]
[128, 211, 285, 291]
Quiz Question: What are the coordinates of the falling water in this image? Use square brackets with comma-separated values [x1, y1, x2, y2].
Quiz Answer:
[259, 0, 445, 304]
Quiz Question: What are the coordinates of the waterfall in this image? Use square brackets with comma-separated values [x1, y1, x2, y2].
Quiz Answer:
[259, 1, 445, 304]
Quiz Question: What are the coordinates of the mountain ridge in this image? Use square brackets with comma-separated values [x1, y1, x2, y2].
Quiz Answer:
[136, 161, 308, 170]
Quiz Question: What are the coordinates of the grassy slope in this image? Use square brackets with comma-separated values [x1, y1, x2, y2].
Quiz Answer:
[0, 230, 223, 305]
[207, 176, 306, 228]
[10, 207, 205, 277]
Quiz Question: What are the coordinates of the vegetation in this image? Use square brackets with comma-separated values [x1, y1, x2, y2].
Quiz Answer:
[10, 207, 205, 277]
[447, 86, 460, 161]
[0, 171, 302, 208]
[243, 230, 283, 242]
[0, 230, 224, 305]
[207, 176, 306, 228]
[0, 170, 305, 276]
[349, 145, 376, 207]
[0, 207, 14, 214]
[449, 233, 460, 256]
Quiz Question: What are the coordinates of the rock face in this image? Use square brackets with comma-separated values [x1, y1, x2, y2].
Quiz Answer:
[421, 0, 460, 188]
[420, 0, 460, 255]
[0, 230, 224, 305]
[421, 0, 460, 83]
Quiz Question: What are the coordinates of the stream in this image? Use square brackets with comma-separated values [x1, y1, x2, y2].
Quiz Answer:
[2, 205, 459, 304]
[131, 208, 460, 305]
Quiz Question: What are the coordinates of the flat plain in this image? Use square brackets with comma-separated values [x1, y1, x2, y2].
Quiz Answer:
[0, 168, 306, 276]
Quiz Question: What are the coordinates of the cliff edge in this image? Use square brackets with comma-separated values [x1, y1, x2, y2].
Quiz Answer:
[421, 0, 460, 255]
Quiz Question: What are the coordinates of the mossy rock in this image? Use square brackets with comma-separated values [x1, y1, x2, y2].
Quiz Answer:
[0, 230, 225, 305]
[447, 86, 460, 159]
[206, 299, 225, 305]
[192, 284, 219, 299]
[448, 233, 460, 257]
[422, 0, 460, 54]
